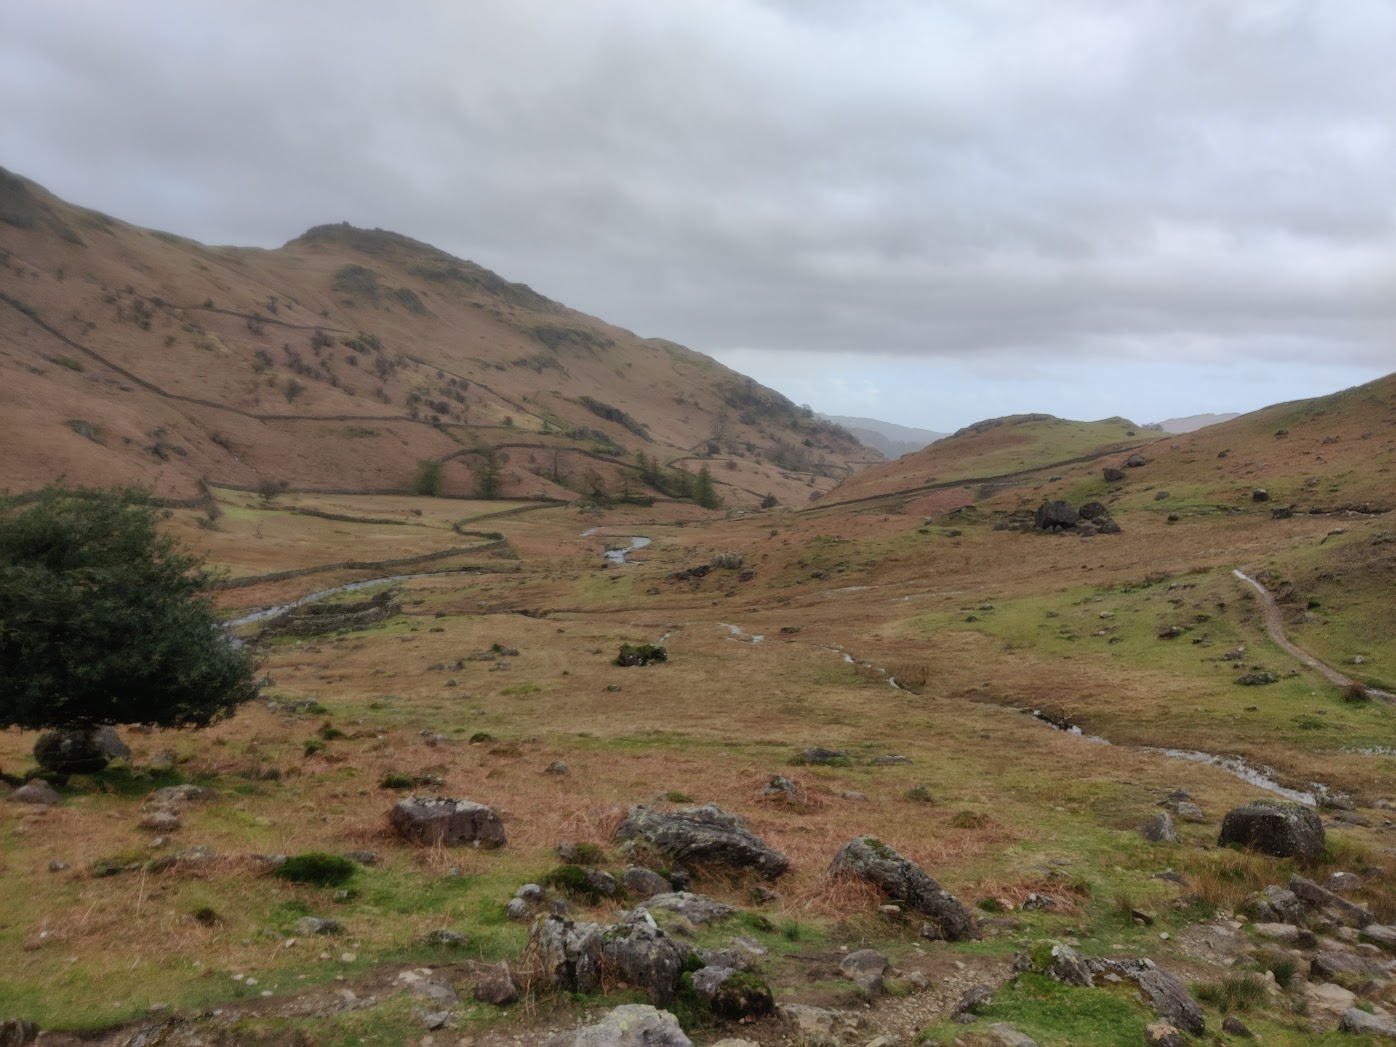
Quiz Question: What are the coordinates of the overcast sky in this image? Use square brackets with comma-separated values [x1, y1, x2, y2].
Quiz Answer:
[4, 1, 1394, 430]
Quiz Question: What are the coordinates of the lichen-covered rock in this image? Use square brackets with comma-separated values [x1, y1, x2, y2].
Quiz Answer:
[1141, 812, 1179, 844]
[1239, 885, 1305, 925]
[691, 967, 774, 1020]
[1289, 874, 1375, 927]
[530, 915, 603, 994]
[1088, 958, 1204, 1037]
[838, 948, 888, 996]
[1219, 799, 1324, 859]
[622, 866, 671, 898]
[389, 796, 506, 848]
[614, 804, 788, 879]
[639, 892, 732, 925]
[598, 916, 688, 1004]
[776, 1004, 842, 1046]
[828, 836, 979, 941]
[1338, 1008, 1396, 1039]
[473, 962, 520, 1006]
[545, 1005, 692, 1047]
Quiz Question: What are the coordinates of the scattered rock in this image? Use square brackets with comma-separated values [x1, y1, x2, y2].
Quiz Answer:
[1311, 950, 1387, 981]
[0, 1019, 38, 1046]
[1034, 500, 1079, 531]
[828, 836, 979, 941]
[797, 747, 846, 765]
[952, 984, 994, 1021]
[419, 929, 468, 947]
[473, 963, 520, 1006]
[600, 916, 688, 1004]
[639, 892, 732, 925]
[1144, 1024, 1185, 1047]
[691, 967, 774, 1019]
[1290, 874, 1374, 927]
[1221, 1015, 1253, 1038]
[1303, 980, 1357, 1022]
[389, 796, 506, 848]
[1235, 671, 1279, 686]
[294, 917, 340, 936]
[1240, 885, 1306, 925]
[343, 849, 379, 866]
[11, 781, 60, 806]
[545, 1004, 692, 1047]
[987, 1023, 1040, 1047]
[34, 726, 129, 775]
[1338, 1008, 1396, 1038]
[622, 866, 671, 898]
[760, 775, 805, 806]
[1126, 453, 1147, 468]
[838, 948, 888, 996]
[776, 1003, 842, 1046]
[1218, 799, 1325, 859]
[1251, 923, 1304, 943]
[1252, 488, 1270, 502]
[145, 785, 215, 808]
[1141, 812, 1180, 844]
[505, 898, 531, 921]
[139, 810, 182, 833]
[544, 762, 570, 776]
[614, 804, 789, 879]
[1359, 925, 1396, 952]
[531, 915, 604, 994]
[1107, 960, 1206, 1036]
[1103, 467, 1126, 482]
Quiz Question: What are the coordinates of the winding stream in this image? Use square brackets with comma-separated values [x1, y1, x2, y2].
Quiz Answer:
[602, 536, 651, 564]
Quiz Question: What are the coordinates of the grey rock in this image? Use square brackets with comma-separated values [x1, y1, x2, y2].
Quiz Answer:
[34, 727, 127, 775]
[1173, 801, 1206, 823]
[1103, 467, 1126, 482]
[419, 928, 468, 947]
[473, 963, 520, 1006]
[545, 1005, 692, 1047]
[419, 1010, 453, 1031]
[517, 883, 546, 902]
[294, 917, 340, 936]
[1046, 943, 1094, 986]
[11, 781, 60, 806]
[598, 918, 688, 1004]
[139, 810, 181, 833]
[1325, 871, 1365, 894]
[145, 785, 215, 808]
[505, 899, 531, 921]
[750, 884, 779, 905]
[1222, 1015, 1254, 1038]
[1360, 924, 1396, 952]
[1339, 1008, 1396, 1038]
[622, 866, 671, 898]
[1078, 501, 1110, 521]
[1090, 958, 1205, 1037]
[828, 836, 979, 941]
[953, 983, 994, 1020]
[584, 869, 618, 897]
[1126, 453, 1147, 468]
[531, 915, 604, 994]
[389, 796, 506, 848]
[1034, 500, 1079, 530]
[1290, 873, 1375, 927]
[544, 761, 570, 776]
[987, 1023, 1040, 1046]
[1311, 950, 1387, 981]
[1141, 812, 1180, 844]
[691, 966, 773, 1019]
[343, 849, 379, 866]
[1144, 1024, 1185, 1047]
[1240, 885, 1306, 925]
[1218, 799, 1325, 859]
[760, 775, 805, 806]
[148, 751, 177, 772]
[838, 948, 888, 996]
[797, 747, 846, 765]
[776, 1003, 842, 1046]
[614, 804, 789, 879]
[640, 891, 732, 925]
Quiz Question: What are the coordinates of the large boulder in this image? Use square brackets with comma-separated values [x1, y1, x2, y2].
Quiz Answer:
[1078, 501, 1110, 521]
[691, 967, 774, 1020]
[828, 836, 979, 941]
[33, 727, 128, 775]
[1033, 501, 1079, 532]
[545, 1005, 692, 1047]
[614, 804, 789, 879]
[531, 915, 603, 994]
[599, 917, 688, 1004]
[1339, 1007, 1396, 1038]
[1218, 799, 1324, 859]
[1238, 885, 1305, 925]
[389, 796, 506, 848]
[1085, 958, 1204, 1037]
[1102, 467, 1126, 482]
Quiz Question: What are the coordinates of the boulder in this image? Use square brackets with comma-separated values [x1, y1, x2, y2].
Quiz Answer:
[11, 781, 60, 806]
[828, 836, 979, 941]
[1093, 959, 1204, 1036]
[760, 775, 805, 806]
[1078, 501, 1110, 521]
[139, 810, 181, 833]
[987, 1024, 1040, 1047]
[622, 866, 671, 898]
[639, 892, 732, 925]
[1324, 871, 1365, 894]
[1239, 885, 1306, 925]
[1144, 1024, 1185, 1047]
[1126, 454, 1147, 468]
[1034, 501, 1079, 531]
[598, 917, 688, 1003]
[34, 729, 120, 775]
[1219, 799, 1324, 859]
[389, 796, 506, 848]
[952, 984, 994, 1021]
[1289, 874, 1375, 927]
[797, 747, 846, 765]
[1252, 488, 1270, 502]
[1141, 813, 1179, 844]
[776, 1004, 842, 1046]
[1339, 1008, 1396, 1039]
[1360, 924, 1396, 952]
[1044, 943, 1094, 987]
[1221, 1015, 1253, 1039]
[473, 963, 520, 1006]
[531, 915, 604, 993]
[690, 967, 774, 1020]
[545, 1005, 691, 1047]
[1103, 467, 1126, 482]
[838, 948, 888, 996]
[1311, 950, 1387, 981]
[614, 804, 789, 879]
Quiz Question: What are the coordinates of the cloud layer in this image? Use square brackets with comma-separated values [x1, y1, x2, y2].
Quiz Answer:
[4, 0, 1393, 426]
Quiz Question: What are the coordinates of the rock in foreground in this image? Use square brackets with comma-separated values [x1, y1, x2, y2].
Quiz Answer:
[828, 836, 979, 941]
[1218, 799, 1324, 859]
[614, 804, 789, 879]
[545, 1004, 692, 1047]
[389, 796, 506, 848]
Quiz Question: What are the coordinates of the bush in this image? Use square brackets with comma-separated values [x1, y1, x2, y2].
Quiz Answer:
[0, 488, 258, 734]
[410, 459, 443, 497]
[379, 772, 414, 790]
[543, 864, 608, 903]
[1341, 682, 1370, 703]
[1194, 973, 1267, 1012]
[274, 852, 357, 887]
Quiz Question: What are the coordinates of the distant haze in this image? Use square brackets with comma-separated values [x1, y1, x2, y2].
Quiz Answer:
[3, 2, 1393, 429]
[820, 415, 946, 459]
[1148, 412, 1241, 434]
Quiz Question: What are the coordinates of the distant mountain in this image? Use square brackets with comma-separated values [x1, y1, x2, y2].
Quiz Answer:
[1146, 412, 1239, 434]
[821, 414, 947, 459]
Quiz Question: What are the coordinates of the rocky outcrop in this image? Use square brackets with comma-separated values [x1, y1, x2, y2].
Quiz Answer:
[828, 836, 979, 941]
[614, 804, 789, 879]
[531, 915, 604, 994]
[1033, 501, 1079, 532]
[1339, 1007, 1396, 1038]
[389, 797, 506, 848]
[1289, 874, 1374, 927]
[530, 912, 690, 1005]
[691, 967, 774, 1020]
[545, 1005, 692, 1047]
[639, 892, 732, 925]
[1218, 799, 1324, 859]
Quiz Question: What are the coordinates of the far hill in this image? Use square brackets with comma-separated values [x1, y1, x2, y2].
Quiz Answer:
[818, 413, 1150, 509]
[1146, 412, 1239, 434]
[0, 168, 878, 506]
[819, 414, 946, 459]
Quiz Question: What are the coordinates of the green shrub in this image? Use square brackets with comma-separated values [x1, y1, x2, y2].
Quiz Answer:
[543, 864, 607, 904]
[274, 852, 357, 887]
[1194, 973, 1268, 1012]
[410, 459, 443, 497]
[379, 772, 414, 790]
[666, 791, 693, 804]
[317, 723, 346, 740]
[903, 785, 934, 803]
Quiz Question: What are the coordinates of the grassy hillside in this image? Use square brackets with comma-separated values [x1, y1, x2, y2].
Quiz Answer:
[0, 168, 878, 507]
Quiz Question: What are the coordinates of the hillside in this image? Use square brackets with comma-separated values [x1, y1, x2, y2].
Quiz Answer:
[1147, 411, 1239, 433]
[818, 413, 946, 459]
[0, 168, 878, 507]
[817, 412, 1151, 510]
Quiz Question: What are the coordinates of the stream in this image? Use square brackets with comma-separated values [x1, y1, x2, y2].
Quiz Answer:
[225, 571, 467, 628]
[602, 536, 651, 564]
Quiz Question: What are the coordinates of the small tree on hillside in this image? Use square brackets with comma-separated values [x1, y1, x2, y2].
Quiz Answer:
[475, 449, 503, 499]
[0, 488, 260, 773]
[410, 459, 444, 497]
[693, 465, 721, 510]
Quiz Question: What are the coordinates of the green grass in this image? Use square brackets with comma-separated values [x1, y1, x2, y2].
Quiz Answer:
[915, 973, 1149, 1045]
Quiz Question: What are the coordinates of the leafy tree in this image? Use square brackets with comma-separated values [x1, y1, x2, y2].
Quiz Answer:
[475, 449, 503, 499]
[410, 458, 444, 496]
[693, 465, 722, 510]
[0, 488, 260, 737]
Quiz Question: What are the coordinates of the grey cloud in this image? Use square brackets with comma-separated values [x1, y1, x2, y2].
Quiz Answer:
[4, 0, 1396, 385]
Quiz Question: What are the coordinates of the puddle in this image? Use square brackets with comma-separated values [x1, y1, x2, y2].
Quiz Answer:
[603, 536, 651, 564]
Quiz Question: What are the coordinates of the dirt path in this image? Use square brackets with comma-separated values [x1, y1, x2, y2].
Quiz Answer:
[1232, 568, 1393, 700]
